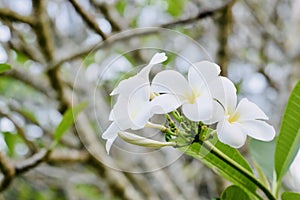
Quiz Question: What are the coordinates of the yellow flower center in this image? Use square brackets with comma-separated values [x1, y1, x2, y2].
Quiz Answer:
[228, 111, 239, 123]
[186, 90, 200, 104]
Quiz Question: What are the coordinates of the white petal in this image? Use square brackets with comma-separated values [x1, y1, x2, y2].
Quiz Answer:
[127, 85, 151, 129]
[138, 52, 167, 79]
[111, 96, 133, 130]
[149, 52, 167, 65]
[182, 95, 213, 122]
[202, 100, 224, 124]
[127, 83, 151, 109]
[102, 122, 120, 154]
[109, 110, 115, 121]
[102, 122, 120, 139]
[111, 76, 147, 96]
[105, 135, 118, 155]
[152, 70, 192, 100]
[217, 119, 247, 148]
[239, 120, 275, 141]
[212, 77, 237, 114]
[112, 53, 165, 96]
[150, 94, 182, 114]
[188, 61, 221, 93]
[130, 102, 151, 130]
[235, 98, 268, 121]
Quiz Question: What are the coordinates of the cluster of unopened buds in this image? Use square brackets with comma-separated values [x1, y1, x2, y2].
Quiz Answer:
[102, 52, 275, 154]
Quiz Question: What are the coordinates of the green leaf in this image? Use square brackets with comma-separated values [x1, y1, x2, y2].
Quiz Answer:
[0, 63, 11, 73]
[221, 185, 250, 200]
[180, 135, 258, 198]
[15, 51, 29, 64]
[116, 0, 126, 15]
[282, 192, 300, 200]
[53, 102, 87, 146]
[75, 184, 102, 199]
[275, 80, 300, 182]
[166, 0, 186, 17]
[250, 139, 276, 180]
[18, 108, 39, 124]
[3, 132, 20, 157]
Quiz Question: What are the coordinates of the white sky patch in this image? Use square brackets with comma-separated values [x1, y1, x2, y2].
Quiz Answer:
[0, 118, 16, 133]
[26, 124, 43, 140]
[96, 18, 112, 34]
[83, 31, 101, 46]
[0, 46, 8, 63]
[0, 134, 7, 151]
[15, 143, 29, 156]
[55, 3, 70, 35]
[86, 63, 100, 82]
[0, 25, 11, 42]
[243, 73, 267, 94]
[137, 6, 170, 27]
[49, 109, 62, 126]
[9, 0, 32, 16]
[100, 55, 132, 81]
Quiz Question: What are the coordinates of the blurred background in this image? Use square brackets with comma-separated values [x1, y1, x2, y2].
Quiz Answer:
[0, 0, 299, 199]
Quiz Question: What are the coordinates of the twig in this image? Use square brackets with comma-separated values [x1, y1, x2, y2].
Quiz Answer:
[75, 112, 144, 200]
[0, 8, 35, 25]
[48, 149, 89, 163]
[15, 149, 50, 174]
[0, 152, 15, 192]
[32, 1, 68, 112]
[49, 4, 230, 71]
[90, 0, 126, 31]
[4, 21, 44, 62]
[0, 148, 88, 192]
[216, 0, 235, 76]
[243, 0, 285, 55]
[0, 110, 38, 154]
[69, 0, 108, 40]
[7, 102, 80, 148]
[5, 68, 54, 98]
[32, 1, 55, 61]
[161, 4, 226, 28]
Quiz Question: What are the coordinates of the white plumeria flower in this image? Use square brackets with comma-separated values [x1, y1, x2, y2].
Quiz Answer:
[102, 52, 167, 154]
[289, 149, 300, 192]
[151, 61, 222, 123]
[213, 77, 276, 148]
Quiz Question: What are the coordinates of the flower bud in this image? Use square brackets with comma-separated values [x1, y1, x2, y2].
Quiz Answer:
[118, 131, 176, 148]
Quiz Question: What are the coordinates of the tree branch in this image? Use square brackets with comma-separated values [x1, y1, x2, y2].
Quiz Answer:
[161, 4, 226, 28]
[90, 0, 127, 32]
[48, 149, 89, 163]
[4, 68, 55, 98]
[15, 149, 50, 174]
[0, 110, 38, 154]
[32, 0, 55, 61]
[69, 0, 108, 40]
[49, 4, 231, 70]
[0, 8, 35, 25]
[0, 152, 15, 192]
[216, 0, 235, 76]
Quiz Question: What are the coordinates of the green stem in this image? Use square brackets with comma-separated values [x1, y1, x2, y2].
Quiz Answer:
[170, 110, 182, 122]
[202, 140, 276, 200]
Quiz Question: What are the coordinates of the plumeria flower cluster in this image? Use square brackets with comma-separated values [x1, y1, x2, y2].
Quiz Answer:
[102, 52, 275, 154]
